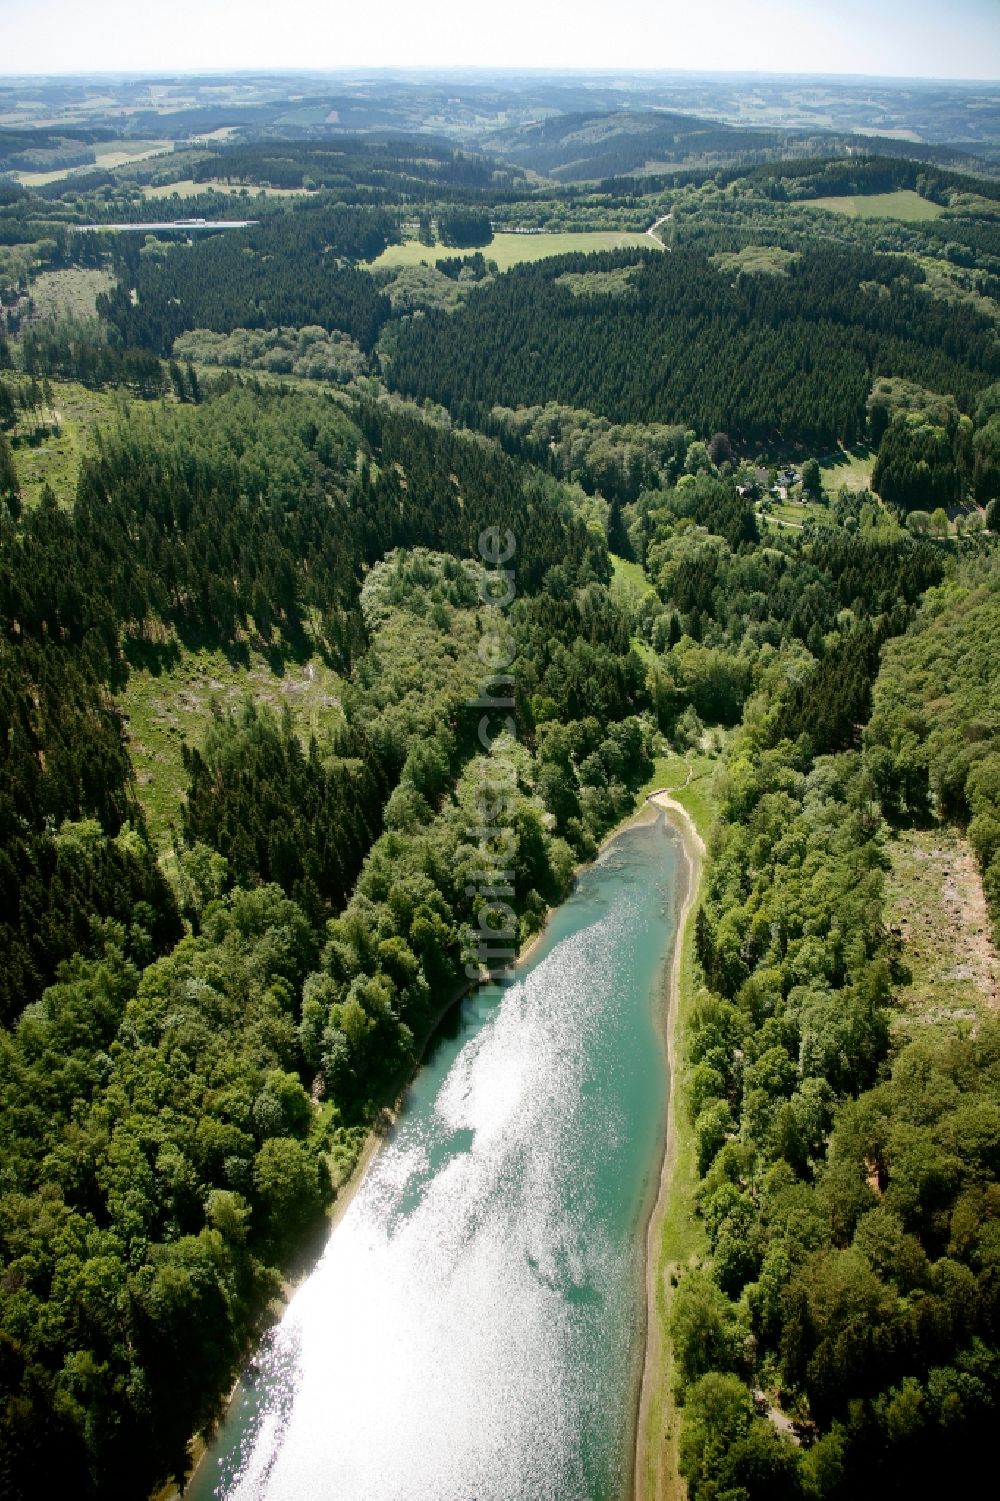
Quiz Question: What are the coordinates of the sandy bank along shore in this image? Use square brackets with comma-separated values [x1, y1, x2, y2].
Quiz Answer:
[634, 790, 706, 1501]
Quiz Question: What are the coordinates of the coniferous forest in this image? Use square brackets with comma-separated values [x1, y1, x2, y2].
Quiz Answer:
[387, 245, 999, 443]
[1, 63, 1000, 1501]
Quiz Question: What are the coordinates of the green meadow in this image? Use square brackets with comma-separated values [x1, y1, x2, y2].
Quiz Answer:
[806, 188, 945, 221]
[368, 229, 656, 273]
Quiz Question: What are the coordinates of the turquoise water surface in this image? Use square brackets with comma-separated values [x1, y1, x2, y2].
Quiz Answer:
[188, 810, 684, 1501]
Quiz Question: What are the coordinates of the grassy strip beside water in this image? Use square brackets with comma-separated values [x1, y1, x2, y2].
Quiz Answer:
[637, 747, 721, 1501]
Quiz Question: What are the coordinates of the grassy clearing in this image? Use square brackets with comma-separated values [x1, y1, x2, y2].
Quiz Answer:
[766, 501, 806, 526]
[711, 245, 799, 277]
[634, 746, 721, 838]
[632, 638, 661, 670]
[668, 762, 719, 841]
[638, 753, 690, 801]
[556, 264, 642, 297]
[763, 498, 833, 529]
[819, 443, 875, 494]
[120, 643, 345, 853]
[915, 253, 1000, 325]
[141, 179, 313, 200]
[26, 267, 116, 323]
[806, 189, 945, 222]
[611, 552, 656, 608]
[885, 823, 999, 1037]
[7, 377, 130, 510]
[368, 230, 656, 273]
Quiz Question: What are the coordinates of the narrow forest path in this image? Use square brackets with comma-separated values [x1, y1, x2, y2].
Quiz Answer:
[646, 212, 673, 249]
[758, 508, 804, 531]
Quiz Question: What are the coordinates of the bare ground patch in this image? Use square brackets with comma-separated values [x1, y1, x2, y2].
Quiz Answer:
[886, 824, 999, 1030]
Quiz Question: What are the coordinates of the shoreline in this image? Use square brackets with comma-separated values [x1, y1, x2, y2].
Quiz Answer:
[633, 790, 706, 1501]
[329, 797, 664, 1229]
[177, 795, 663, 1500]
[176, 962, 484, 1500]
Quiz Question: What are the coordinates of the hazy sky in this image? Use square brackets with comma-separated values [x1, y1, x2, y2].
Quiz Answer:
[2, 0, 999, 80]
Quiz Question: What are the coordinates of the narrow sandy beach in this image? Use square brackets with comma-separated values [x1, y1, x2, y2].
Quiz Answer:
[634, 790, 706, 1501]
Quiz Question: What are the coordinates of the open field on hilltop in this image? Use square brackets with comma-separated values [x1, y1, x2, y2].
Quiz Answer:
[190, 126, 239, 142]
[806, 189, 945, 221]
[369, 229, 656, 273]
[121, 644, 346, 853]
[14, 138, 172, 186]
[13, 165, 92, 188]
[93, 140, 174, 170]
[854, 126, 922, 143]
[142, 178, 314, 199]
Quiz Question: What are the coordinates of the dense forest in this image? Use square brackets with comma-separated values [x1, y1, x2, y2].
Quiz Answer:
[671, 562, 1000, 1499]
[11, 358, 959, 1501]
[387, 245, 999, 445]
[98, 204, 399, 354]
[187, 138, 517, 196]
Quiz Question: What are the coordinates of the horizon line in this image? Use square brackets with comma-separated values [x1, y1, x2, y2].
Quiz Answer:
[1, 64, 999, 86]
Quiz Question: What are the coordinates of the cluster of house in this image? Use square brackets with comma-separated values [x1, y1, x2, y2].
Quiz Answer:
[736, 465, 801, 501]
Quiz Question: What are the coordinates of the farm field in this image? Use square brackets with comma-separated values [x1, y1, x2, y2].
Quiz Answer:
[368, 229, 656, 272]
[806, 188, 945, 220]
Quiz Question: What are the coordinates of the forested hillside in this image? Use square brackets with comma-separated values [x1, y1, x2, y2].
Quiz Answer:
[866, 560, 1000, 939]
[98, 204, 399, 354]
[387, 245, 999, 444]
[668, 556, 1000, 1498]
